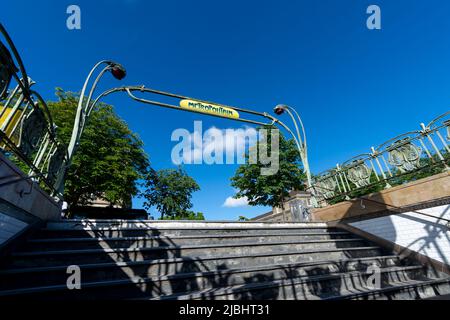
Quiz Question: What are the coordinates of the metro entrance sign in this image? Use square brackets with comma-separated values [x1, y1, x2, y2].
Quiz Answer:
[179, 99, 240, 120]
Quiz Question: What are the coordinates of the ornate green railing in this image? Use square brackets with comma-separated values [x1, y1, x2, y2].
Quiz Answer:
[0, 24, 67, 198]
[310, 111, 450, 207]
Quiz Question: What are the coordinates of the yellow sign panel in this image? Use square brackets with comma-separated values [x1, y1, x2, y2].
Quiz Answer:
[179, 99, 239, 119]
[0, 106, 22, 148]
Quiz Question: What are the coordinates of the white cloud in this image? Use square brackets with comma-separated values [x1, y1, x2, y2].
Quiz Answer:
[174, 124, 259, 165]
[222, 196, 249, 208]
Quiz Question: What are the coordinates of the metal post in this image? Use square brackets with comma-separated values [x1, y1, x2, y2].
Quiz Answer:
[273, 104, 317, 206]
[420, 123, 450, 171]
[54, 61, 126, 195]
[371, 147, 391, 188]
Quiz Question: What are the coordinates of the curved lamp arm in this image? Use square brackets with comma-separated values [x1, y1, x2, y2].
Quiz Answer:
[286, 106, 308, 152]
[55, 61, 126, 195]
[66, 60, 126, 164]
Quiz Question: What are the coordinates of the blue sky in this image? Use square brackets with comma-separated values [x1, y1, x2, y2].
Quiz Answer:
[3, 1, 450, 220]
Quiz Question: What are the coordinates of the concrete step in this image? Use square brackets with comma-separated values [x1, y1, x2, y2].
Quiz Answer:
[23, 232, 355, 251]
[144, 267, 450, 300]
[3, 243, 383, 268]
[44, 220, 329, 231]
[0, 264, 427, 300]
[145, 265, 434, 300]
[0, 255, 402, 290]
[1, 250, 397, 284]
[3, 218, 445, 300]
[326, 277, 450, 300]
[8, 238, 371, 265]
[35, 226, 338, 239]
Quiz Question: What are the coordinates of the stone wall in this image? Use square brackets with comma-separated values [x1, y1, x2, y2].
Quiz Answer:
[0, 212, 28, 247]
[252, 191, 313, 222]
[347, 204, 450, 267]
[311, 171, 450, 272]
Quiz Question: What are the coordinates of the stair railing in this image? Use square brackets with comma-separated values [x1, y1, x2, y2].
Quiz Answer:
[0, 23, 67, 198]
[308, 112, 450, 207]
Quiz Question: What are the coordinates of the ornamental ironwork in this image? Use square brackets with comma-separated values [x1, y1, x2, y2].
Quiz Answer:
[445, 120, 450, 141]
[0, 41, 16, 99]
[46, 146, 66, 185]
[17, 107, 47, 158]
[387, 138, 421, 173]
[0, 23, 66, 197]
[314, 175, 336, 200]
[308, 111, 449, 208]
[346, 160, 372, 188]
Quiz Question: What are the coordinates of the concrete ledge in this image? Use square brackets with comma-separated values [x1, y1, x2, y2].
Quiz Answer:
[0, 153, 61, 253]
[0, 152, 61, 221]
[252, 211, 286, 222]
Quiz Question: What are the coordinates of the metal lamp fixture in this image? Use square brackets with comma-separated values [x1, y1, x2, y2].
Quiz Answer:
[273, 104, 286, 116]
[272, 103, 317, 206]
[110, 63, 126, 80]
[54, 60, 127, 195]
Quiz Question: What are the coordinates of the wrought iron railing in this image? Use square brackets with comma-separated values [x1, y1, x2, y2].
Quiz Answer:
[309, 111, 450, 207]
[0, 24, 67, 198]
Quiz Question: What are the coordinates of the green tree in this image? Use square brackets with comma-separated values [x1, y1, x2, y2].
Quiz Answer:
[161, 211, 205, 221]
[143, 167, 201, 219]
[47, 89, 150, 209]
[230, 126, 306, 209]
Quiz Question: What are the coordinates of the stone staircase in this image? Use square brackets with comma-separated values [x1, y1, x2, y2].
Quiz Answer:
[0, 220, 449, 300]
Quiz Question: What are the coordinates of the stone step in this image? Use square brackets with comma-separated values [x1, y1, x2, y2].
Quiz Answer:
[144, 267, 442, 300]
[24, 232, 355, 251]
[0, 255, 402, 290]
[4, 244, 383, 268]
[0, 264, 426, 300]
[45, 220, 329, 231]
[35, 226, 338, 239]
[325, 278, 450, 300]
[2, 217, 446, 301]
[0, 249, 396, 282]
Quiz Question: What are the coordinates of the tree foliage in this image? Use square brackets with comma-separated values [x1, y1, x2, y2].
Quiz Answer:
[143, 167, 202, 219]
[47, 89, 150, 209]
[230, 126, 306, 209]
[161, 211, 205, 221]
